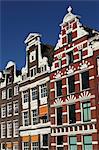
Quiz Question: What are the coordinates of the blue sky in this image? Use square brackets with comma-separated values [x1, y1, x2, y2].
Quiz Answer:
[0, 0, 99, 71]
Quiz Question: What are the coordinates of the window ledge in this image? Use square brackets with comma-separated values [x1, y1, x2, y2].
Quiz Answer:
[80, 88, 90, 92]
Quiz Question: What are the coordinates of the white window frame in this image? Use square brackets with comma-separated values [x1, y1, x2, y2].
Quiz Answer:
[14, 85, 19, 96]
[80, 70, 89, 91]
[30, 66, 37, 77]
[23, 91, 29, 103]
[1, 104, 6, 118]
[7, 121, 12, 138]
[23, 142, 29, 150]
[31, 142, 39, 150]
[1, 122, 6, 138]
[1, 143, 6, 150]
[40, 83, 47, 98]
[13, 120, 19, 137]
[7, 88, 12, 99]
[2, 90, 6, 99]
[13, 101, 18, 115]
[7, 102, 12, 117]
[32, 109, 38, 125]
[23, 111, 29, 126]
[13, 143, 18, 150]
[31, 87, 37, 101]
[30, 51, 36, 62]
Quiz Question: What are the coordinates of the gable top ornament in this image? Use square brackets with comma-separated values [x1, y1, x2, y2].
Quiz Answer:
[60, 6, 80, 26]
[67, 6, 72, 13]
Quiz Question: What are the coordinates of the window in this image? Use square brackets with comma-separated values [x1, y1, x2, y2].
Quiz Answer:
[30, 67, 37, 77]
[32, 109, 38, 125]
[2, 90, 6, 99]
[67, 51, 73, 65]
[24, 142, 29, 150]
[57, 107, 62, 125]
[68, 75, 75, 93]
[14, 85, 18, 95]
[7, 75, 12, 84]
[81, 71, 89, 90]
[56, 80, 62, 97]
[43, 134, 48, 146]
[41, 115, 48, 123]
[40, 83, 47, 98]
[83, 102, 91, 122]
[7, 103, 12, 116]
[57, 136, 63, 145]
[79, 49, 83, 61]
[32, 87, 37, 100]
[69, 104, 76, 124]
[30, 51, 36, 62]
[32, 142, 39, 150]
[13, 120, 18, 137]
[97, 57, 99, 75]
[7, 121, 12, 137]
[7, 88, 12, 99]
[1, 105, 6, 118]
[1, 122, 6, 138]
[69, 136, 77, 150]
[83, 135, 92, 150]
[67, 32, 72, 44]
[23, 91, 29, 103]
[23, 111, 29, 126]
[13, 144, 18, 150]
[1, 143, 6, 150]
[41, 65, 47, 72]
[13, 101, 18, 115]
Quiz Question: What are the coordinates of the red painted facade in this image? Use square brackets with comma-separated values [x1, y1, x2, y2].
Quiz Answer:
[50, 6, 99, 150]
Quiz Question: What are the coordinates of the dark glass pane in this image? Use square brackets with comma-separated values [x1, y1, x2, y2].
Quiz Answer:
[57, 136, 63, 145]
[68, 32, 72, 44]
[68, 76, 75, 93]
[82, 71, 89, 90]
[69, 104, 76, 124]
[68, 51, 73, 64]
[56, 80, 62, 97]
[43, 134, 48, 146]
[57, 107, 62, 125]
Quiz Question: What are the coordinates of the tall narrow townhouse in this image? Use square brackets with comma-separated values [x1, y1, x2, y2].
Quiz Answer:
[50, 6, 99, 150]
[0, 61, 21, 150]
[19, 33, 53, 150]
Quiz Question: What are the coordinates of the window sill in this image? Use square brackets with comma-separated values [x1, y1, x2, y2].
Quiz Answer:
[81, 88, 90, 92]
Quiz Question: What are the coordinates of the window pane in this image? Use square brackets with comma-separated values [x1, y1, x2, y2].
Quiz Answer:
[84, 135, 92, 144]
[57, 107, 62, 125]
[82, 71, 89, 90]
[68, 75, 75, 93]
[56, 80, 62, 96]
[70, 136, 77, 144]
[57, 136, 63, 145]
[69, 104, 76, 124]
[70, 145, 77, 150]
[68, 32, 72, 44]
[83, 102, 91, 122]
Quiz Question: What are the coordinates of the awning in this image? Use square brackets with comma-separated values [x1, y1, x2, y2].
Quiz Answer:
[31, 135, 38, 142]
[22, 136, 29, 142]
[6, 143, 12, 148]
[39, 105, 48, 117]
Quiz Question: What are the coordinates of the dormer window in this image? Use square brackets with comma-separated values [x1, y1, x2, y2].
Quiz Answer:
[30, 51, 36, 62]
[40, 65, 47, 73]
[7, 75, 12, 84]
[67, 32, 72, 44]
[67, 51, 74, 65]
[30, 67, 37, 77]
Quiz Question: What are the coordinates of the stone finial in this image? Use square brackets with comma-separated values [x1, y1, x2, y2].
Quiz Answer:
[67, 6, 72, 13]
